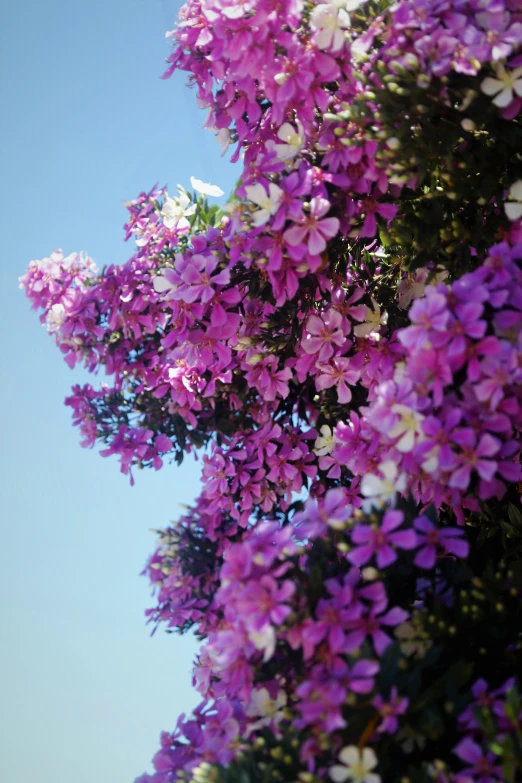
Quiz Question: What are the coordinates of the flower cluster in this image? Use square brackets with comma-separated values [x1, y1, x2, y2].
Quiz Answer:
[19, 1, 522, 782]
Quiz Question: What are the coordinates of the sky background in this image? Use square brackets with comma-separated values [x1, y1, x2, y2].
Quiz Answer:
[0, 2, 237, 781]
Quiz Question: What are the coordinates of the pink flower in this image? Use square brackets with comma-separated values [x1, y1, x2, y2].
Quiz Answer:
[177, 254, 230, 304]
[448, 430, 500, 490]
[284, 197, 340, 255]
[301, 310, 347, 361]
[358, 200, 398, 238]
[398, 288, 449, 352]
[235, 576, 295, 632]
[316, 355, 363, 403]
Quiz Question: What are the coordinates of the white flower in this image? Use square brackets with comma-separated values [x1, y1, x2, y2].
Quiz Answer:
[245, 182, 284, 227]
[153, 255, 183, 298]
[330, 745, 381, 783]
[314, 424, 336, 456]
[46, 302, 66, 333]
[220, 0, 255, 18]
[395, 621, 432, 658]
[481, 65, 522, 108]
[460, 118, 476, 132]
[504, 180, 522, 221]
[361, 460, 407, 511]
[353, 298, 388, 338]
[249, 625, 276, 661]
[387, 404, 425, 453]
[421, 446, 439, 475]
[397, 268, 427, 309]
[190, 176, 224, 198]
[160, 187, 196, 231]
[274, 120, 305, 161]
[247, 687, 287, 719]
[214, 128, 231, 155]
[310, 2, 351, 52]
[153, 272, 176, 298]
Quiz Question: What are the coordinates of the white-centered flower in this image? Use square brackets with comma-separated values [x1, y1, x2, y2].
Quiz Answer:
[247, 687, 287, 719]
[361, 460, 407, 511]
[388, 404, 425, 453]
[245, 182, 284, 227]
[190, 176, 224, 198]
[314, 424, 336, 456]
[505, 180, 522, 221]
[274, 120, 305, 161]
[330, 745, 381, 783]
[245, 687, 287, 735]
[160, 187, 197, 231]
[421, 445, 440, 475]
[46, 302, 66, 333]
[310, 1, 360, 52]
[249, 625, 276, 662]
[395, 621, 432, 658]
[153, 271, 177, 297]
[353, 298, 388, 338]
[481, 64, 522, 108]
[153, 255, 183, 298]
[220, 0, 255, 18]
[214, 127, 231, 155]
[397, 268, 427, 309]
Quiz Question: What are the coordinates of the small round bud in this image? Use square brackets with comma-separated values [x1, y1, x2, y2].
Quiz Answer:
[386, 137, 401, 151]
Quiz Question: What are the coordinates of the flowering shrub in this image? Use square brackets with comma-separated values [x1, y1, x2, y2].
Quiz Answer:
[20, 1, 522, 782]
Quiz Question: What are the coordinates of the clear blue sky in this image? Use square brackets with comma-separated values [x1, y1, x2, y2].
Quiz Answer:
[0, 2, 237, 781]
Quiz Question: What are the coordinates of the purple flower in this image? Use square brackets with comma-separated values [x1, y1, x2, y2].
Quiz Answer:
[453, 737, 502, 783]
[295, 677, 347, 733]
[398, 288, 449, 352]
[475, 11, 522, 62]
[445, 302, 487, 363]
[345, 659, 380, 694]
[348, 510, 418, 568]
[345, 603, 409, 656]
[235, 575, 295, 632]
[413, 516, 469, 569]
[373, 686, 408, 733]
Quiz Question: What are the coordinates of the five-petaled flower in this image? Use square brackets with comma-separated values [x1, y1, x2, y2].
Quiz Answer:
[190, 176, 224, 198]
[160, 187, 196, 231]
[481, 64, 522, 107]
[348, 510, 418, 569]
[245, 182, 284, 227]
[353, 298, 388, 339]
[284, 197, 340, 255]
[361, 460, 407, 511]
[413, 516, 469, 569]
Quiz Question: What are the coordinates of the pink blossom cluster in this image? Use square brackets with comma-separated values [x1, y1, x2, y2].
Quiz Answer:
[143, 497, 411, 777]
[140, 480, 477, 780]
[19, 0, 522, 782]
[320, 243, 522, 522]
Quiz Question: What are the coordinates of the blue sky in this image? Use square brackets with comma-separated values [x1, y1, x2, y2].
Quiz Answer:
[0, 2, 237, 781]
